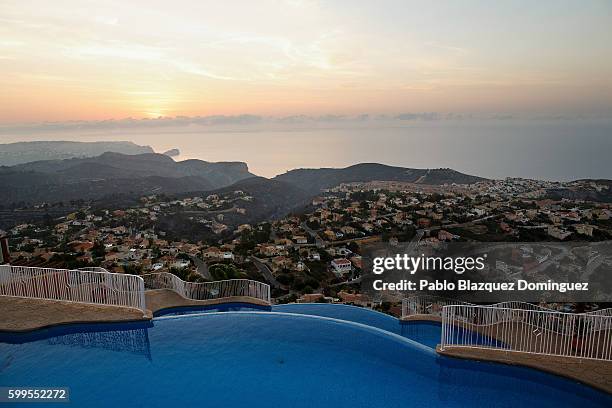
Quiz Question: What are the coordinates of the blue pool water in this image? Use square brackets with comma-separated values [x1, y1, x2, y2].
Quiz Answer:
[153, 303, 451, 347]
[154, 302, 271, 317]
[274, 303, 400, 332]
[0, 309, 610, 407]
[277, 303, 502, 349]
[157, 303, 500, 349]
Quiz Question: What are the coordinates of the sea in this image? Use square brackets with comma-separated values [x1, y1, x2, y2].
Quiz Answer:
[1, 118, 610, 181]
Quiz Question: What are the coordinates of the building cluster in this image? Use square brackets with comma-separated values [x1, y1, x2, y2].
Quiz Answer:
[4, 177, 610, 311]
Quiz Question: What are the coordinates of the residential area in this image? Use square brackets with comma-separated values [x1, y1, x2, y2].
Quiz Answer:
[2, 177, 611, 314]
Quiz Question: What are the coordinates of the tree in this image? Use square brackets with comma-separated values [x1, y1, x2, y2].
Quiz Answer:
[209, 263, 245, 280]
[91, 241, 106, 258]
[176, 252, 191, 261]
[347, 241, 360, 254]
[124, 264, 143, 275]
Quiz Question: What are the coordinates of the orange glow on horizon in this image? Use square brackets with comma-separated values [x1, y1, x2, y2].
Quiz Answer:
[1, 1, 611, 124]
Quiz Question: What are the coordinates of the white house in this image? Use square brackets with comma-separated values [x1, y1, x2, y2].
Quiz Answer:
[173, 260, 190, 269]
[336, 247, 352, 257]
[293, 235, 308, 244]
[308, 252, 321, 261]
[331, 258, 352, 275]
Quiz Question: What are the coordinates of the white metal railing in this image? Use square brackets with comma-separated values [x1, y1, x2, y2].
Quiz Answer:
[587, 308, 612, 317]
[402, 294, 473, 317]
[0, 265, 146, 313]
[402, 295, 610, 318]
[440, 304, 612, 361]
[142, 272, 271, 304]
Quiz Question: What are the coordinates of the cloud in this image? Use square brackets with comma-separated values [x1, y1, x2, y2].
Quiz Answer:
[64, 43, 166, 61]
[173, 61, 247, 81]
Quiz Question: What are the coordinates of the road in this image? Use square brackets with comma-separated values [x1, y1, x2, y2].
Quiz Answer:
[406, 229, 424, 252]
[421, 214, 500, 234]
[300, 222, 326, 248]
[183, 205, 238, 216]
[330, 276, 363, 287]
[585, 253, 606, 279]
[189, 255, 211, 280]
[252, 256, 284, 289]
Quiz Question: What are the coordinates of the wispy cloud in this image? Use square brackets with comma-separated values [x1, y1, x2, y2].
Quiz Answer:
[63, 43, 166, 61]
[172, 61, 250, 81]
[4, 112, 609, 135]
[1, 0, 611, 122]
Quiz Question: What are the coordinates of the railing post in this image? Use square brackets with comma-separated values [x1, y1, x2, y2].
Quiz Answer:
[137, 275, 147, 316]
[440, 306, 447, 351]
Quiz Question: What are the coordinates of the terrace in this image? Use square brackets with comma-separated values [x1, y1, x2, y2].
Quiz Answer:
[0, 265, 270, 331]
[1, 266, 611, 395]
[402, 295, 612, 392]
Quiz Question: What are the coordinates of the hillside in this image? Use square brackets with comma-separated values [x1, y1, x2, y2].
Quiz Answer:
[0, 141, 154, 166]
[0, 153, 254, 206]
[274, 163, 485, 193]
[547, 180, 612, 203]
[155, 177, 312, 241]
[215, 177, 311, 220]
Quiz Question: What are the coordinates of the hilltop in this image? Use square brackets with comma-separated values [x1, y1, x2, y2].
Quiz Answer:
[273, 163, 485, 194]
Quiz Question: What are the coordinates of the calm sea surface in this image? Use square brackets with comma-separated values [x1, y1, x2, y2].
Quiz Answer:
[2, 119, 611, 180]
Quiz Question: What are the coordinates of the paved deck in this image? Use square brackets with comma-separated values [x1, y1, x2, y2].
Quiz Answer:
[0, 296, 150, 332]
[145, 289, 271, 313]
[402, 315, 442, 322]
[0, 290, 271, 332]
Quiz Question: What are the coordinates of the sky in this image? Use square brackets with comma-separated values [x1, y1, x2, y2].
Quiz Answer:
[1, 0, 612, 124]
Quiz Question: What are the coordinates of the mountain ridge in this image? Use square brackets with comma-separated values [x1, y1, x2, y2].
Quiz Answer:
[273, 163, 486, 193]
[0, 141, 155, 166]
[0, 152, 254, 206]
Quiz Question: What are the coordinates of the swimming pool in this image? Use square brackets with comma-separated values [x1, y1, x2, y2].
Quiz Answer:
[274, 303, 452, 348]
[0, 311, 609, 407]
[154, 302, 448, 348]
[154, 302, 450, 348]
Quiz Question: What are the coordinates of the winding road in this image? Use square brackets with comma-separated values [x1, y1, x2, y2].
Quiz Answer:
[189, 255, 211, 280]
[252, 256, 284, 289]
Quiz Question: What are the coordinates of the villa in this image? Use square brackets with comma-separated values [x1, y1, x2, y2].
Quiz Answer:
[330, 258, 352, 275]
[292, 235, 308, 244]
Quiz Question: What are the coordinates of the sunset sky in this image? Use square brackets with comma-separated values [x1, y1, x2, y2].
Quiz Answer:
[1, 0, 611, 123]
